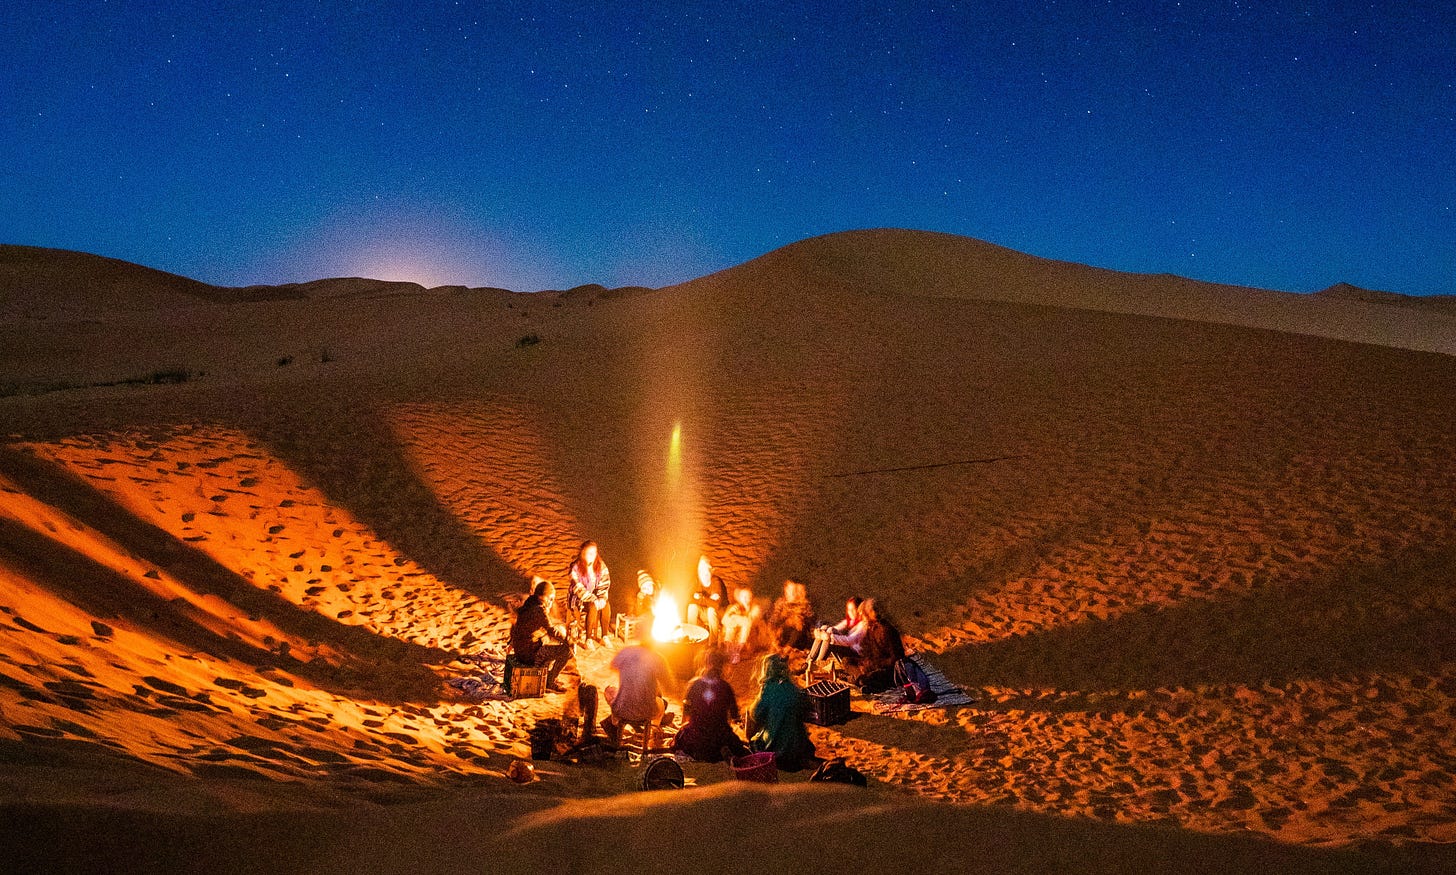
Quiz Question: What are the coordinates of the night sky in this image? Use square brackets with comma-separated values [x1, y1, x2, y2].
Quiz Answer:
[3, 1, 1452, 294]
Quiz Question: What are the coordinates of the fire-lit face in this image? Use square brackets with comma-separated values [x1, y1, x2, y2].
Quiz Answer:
[583, 544, 598, 566]
[697, 556, 711, 586]
[735, 588, 752, 609]
[846, 599, 858, 620]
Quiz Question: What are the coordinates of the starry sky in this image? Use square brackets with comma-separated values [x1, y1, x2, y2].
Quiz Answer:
[2, 1, 1453, 294]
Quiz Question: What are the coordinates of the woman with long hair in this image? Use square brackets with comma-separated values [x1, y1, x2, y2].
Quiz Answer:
[568, 540, 613, 646]
[854, 598, 906, 693]
[745, 653, 816, 772]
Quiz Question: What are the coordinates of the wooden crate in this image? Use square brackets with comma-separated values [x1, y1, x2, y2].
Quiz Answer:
[509, 661, 547, 699]
[805, 679, 852, 725]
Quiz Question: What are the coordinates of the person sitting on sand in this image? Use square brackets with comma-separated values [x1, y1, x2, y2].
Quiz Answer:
[805, 595, 865, 681]
[602, 620, 676, 746]
[853, 599, 905, 694]
[766, 579, 816, 651]
[509, 580, 574, 693]
[720, 585, 761, 664]
[672, 648, 749, 763]
[686, 555, 729, 640]
[745, 653, 816, 772]
[568, 540, 613, 647]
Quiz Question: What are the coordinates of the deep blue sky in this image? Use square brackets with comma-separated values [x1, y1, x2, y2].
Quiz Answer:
[3, 1, 1452, 294]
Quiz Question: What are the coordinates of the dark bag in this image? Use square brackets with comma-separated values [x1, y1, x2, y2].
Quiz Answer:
[893, 657, 937, 704]
[810, 757, 868, 787]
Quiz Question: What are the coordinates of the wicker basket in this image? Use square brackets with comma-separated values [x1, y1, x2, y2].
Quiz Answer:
[730, 751, 779, 783]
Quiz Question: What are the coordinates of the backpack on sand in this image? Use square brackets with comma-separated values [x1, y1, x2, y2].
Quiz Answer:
[893, 656, 937, 705]
[811, 757, 868, 787]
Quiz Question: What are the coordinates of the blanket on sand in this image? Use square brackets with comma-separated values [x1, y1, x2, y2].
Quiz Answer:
[870, 653, 976, 714]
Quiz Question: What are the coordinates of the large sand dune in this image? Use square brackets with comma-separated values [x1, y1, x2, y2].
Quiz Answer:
[2, 232, 1455, 872]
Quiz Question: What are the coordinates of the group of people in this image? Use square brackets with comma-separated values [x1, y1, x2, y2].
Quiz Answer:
[599, 622, 819, 773]
[506, 539, 911, 771]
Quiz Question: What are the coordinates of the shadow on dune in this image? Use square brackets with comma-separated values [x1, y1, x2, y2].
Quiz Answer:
[0, 447, 451, 704]
[934, 544, 1456, 693]
[240, 403, 533, 603]
[1, 782, 1447, 875]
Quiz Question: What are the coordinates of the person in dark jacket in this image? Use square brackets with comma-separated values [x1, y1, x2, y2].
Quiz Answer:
[672, 648, 749, 762]
[854, 599, 905, 694]
[510, 580, 574, 691]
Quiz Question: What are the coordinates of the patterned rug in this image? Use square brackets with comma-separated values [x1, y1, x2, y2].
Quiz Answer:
[870, 653, 977, 714]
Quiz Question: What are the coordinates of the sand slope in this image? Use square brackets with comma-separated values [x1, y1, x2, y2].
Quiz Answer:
[706, 229, 1456, 356]
[1, 231, 1456, 871]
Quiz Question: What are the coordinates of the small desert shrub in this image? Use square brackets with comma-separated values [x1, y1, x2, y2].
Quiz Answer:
[516, 334, 541, 348]
[277, 355, 294, 367]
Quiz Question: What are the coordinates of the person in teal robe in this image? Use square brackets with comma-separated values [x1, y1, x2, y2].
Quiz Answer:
[746, 653, 817, 772]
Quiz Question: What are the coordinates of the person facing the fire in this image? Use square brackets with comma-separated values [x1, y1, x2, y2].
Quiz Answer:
[672, 647, 749, 762]
[568, 540, 613, 647]
[767, 579, 816, 650]
[745, 653, 816, 772]
[687, 554, 729, 640]
[509, 580, 574, 693]
[602, 620, 676, 746]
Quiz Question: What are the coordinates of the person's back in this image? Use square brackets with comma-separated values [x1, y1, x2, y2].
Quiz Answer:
[854, 599, 905, 694]
[673, 651, 747, 762]
[860, 619, 904, 670]
[747, 654, 815, 771]
[608, 642, 672, 724]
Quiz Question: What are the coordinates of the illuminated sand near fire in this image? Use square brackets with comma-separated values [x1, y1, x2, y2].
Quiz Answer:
[2, 231, 1455, 872]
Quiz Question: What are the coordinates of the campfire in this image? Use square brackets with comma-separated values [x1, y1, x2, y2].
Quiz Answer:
[651, 591, 708, 645]
[652, 591, 685, 642]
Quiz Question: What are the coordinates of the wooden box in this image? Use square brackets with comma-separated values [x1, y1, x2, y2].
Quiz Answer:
[508, 661, 547, 699]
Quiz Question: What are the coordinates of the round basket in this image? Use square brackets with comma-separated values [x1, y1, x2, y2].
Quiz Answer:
[730, 751, 778, 783]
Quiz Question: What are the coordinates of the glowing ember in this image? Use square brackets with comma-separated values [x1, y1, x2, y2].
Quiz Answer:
[652, 590, 682, 642]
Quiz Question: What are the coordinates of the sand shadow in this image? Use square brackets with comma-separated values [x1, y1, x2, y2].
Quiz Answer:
[933, 544, 1456, 692]
[1, 782, 1448, 874]
[236, 401, 533, 605]
[0, 447, 450, 704]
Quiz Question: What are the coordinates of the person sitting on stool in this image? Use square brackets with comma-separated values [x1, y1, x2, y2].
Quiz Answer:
[510, 580, 575, 693]
[602, 620, 676, 747]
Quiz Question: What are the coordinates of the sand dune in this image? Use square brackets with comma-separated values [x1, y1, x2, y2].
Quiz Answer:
[2, 231, 1456, 871]
[697, 229, 1456, 356]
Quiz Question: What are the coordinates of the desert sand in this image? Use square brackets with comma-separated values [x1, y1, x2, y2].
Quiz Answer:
[2, 230, 1455, 873]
